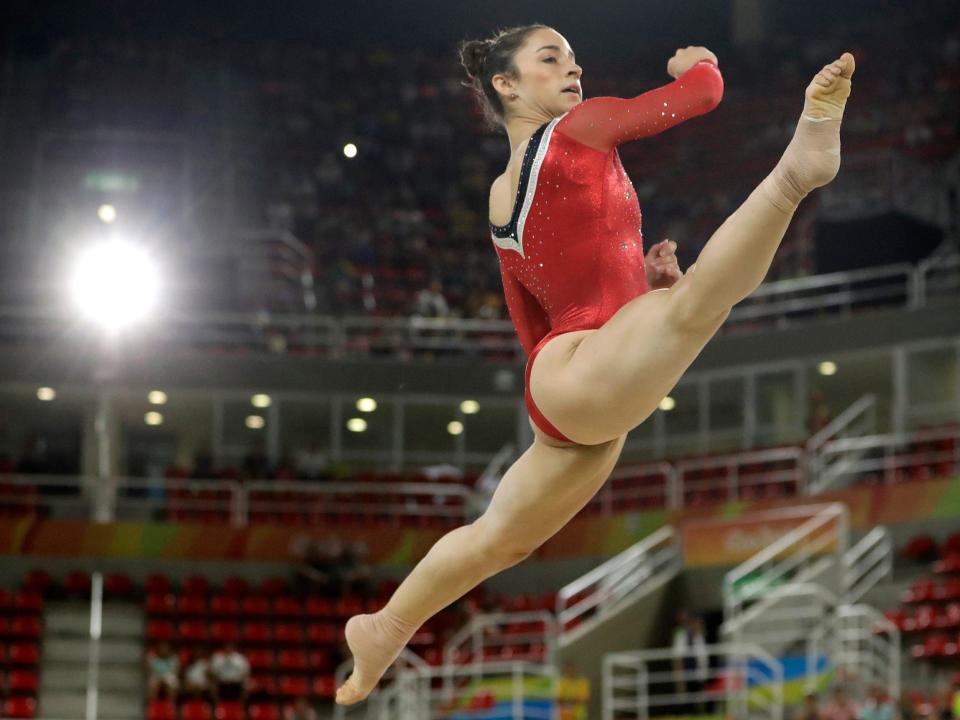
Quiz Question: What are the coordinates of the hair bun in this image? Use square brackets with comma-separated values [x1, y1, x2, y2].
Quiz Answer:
[461, 38, 494, 79]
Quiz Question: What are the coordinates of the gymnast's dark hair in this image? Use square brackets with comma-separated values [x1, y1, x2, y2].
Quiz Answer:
[459, 24, 550, 133]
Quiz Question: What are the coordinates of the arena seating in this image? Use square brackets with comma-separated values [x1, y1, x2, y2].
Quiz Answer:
[0, 583, 43, 720]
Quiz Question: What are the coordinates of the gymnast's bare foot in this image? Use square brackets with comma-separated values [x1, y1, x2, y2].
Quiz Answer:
[335, 610, 418, 705]
[761, 52, 856, 212]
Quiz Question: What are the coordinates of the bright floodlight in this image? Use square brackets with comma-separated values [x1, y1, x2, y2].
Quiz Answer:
[71, 241, 160, 330]
[447, 420, 464, 436]
[460, 400, 480, 415]
[144, 412, 163, 426]
[356, 397, 377, 413]
[659, 396, 676, 411]
[148, 390, 167, 405]
[245, 415, 265, 430]
[818, 361, 838, 376]
[251, 393, 272, 408]
[346, 417, 367, 433]
[97, 204, 117, 224]
[343, 143, 358, 158]
[37, 387, 57, 401]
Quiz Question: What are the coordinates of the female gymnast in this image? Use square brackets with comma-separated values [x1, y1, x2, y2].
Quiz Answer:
[336, 24, 855, 704]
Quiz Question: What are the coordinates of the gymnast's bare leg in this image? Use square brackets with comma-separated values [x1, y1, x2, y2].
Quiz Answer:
[335, 52, 854, 704]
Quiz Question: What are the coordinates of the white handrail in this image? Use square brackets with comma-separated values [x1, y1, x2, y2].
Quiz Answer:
[842, 526, 893, 603]
[86, 572, 103, 720]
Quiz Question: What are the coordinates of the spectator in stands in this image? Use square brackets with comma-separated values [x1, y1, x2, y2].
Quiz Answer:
[413, 278, 450, 318]
[146, 641, 179, 701]
[793, 691, 819, 720]
[284, 697, 319, 720]
[860, 684, 899, 720]
[295, 536, 346, 596]
[821, 684, 859, 720]
[182, 646, 213, 700]
[670, 612, 709, 713]
[341, 540, 374, 600]
[210, 642, 250, 701]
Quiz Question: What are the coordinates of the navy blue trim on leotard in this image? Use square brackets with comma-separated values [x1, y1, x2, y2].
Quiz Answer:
[489, 120, 551, 241]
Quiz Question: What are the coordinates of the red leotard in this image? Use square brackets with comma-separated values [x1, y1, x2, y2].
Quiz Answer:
[490, 60, 724, 443]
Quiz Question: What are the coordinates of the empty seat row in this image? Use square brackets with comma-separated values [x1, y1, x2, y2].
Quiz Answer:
[146, 594, 373, 618]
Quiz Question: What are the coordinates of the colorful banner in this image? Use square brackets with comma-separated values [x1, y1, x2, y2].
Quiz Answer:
[1, 475, 958, 566]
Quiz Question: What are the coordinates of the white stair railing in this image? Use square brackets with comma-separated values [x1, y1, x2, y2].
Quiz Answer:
[842, 526, 893, 604]
[806, 394, 877, 494]
[556, 526, 681, 645]
[722, 504, 849, 637]
[332, 649, 430, 720]
[603, 643, 783, 720]
[828, 605, 900, 701]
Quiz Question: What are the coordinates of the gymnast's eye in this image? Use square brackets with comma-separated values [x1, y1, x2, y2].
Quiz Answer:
[543, 57, 557, 63]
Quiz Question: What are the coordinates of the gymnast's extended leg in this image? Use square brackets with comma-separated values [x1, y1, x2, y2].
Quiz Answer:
[334, 429, 625, 704]
[530, 53, 856, 445]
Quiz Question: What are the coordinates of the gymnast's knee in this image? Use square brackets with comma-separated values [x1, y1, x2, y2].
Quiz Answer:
[471, 517, 537, 567]
[666, 281, 732, 334]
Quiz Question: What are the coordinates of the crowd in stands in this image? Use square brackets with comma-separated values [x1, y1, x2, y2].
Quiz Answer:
[2, 2, 956, 319]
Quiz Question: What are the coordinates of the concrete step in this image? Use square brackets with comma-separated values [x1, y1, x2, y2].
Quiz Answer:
[43, 638, 142, 664]
[45, 604, 143, 638]
[40, 690, 143, 719]
[41, 663, 143, 694]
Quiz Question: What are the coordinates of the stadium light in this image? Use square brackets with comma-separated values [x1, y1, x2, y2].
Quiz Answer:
[148, 390, 167, 405]
[659, 396, 676, 411]
[447, 421, 464, 436]
[356, 397, 377, 412]
[460, 400, 480, 414]
[343, 143, 358, 158]
[818, 361, 838, 376]
[144, 412, 163, 426]
[97, 204, 117, 224]
[37, 387, 56, 402]
[246, 415, 265, 430]
[251, 394, 272, 408]
[70, 240, 160, 331]
[346, 417, 367, 433]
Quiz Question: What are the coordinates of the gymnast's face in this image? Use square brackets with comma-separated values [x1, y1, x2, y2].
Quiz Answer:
[495, 28, 583, 120]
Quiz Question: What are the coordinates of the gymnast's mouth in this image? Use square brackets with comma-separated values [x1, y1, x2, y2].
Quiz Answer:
[562, 84, 581, 95]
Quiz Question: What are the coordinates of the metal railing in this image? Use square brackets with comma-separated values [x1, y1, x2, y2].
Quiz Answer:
[805, 394, 878, 494]
[676, 446, 804, 505]
[814, 424, 960, 494]
[816, 604, 900, 702]
[722, 504, 849, 638]
[443, 611, 558, 684]
[556, 526, 681, 644]
[842, 526, 894, 604]
[0, 255, 956, 357]
[602, 643, 784, 720]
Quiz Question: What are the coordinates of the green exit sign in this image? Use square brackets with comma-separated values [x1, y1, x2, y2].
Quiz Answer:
[84, 171, 141, 193]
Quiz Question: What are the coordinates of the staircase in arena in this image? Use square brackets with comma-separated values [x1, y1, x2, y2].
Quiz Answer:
[39, 599, 144, 720]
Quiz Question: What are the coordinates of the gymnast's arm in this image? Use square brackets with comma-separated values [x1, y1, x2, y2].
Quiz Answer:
[498, 263, 551, 356]
[555, 59, 724, 153]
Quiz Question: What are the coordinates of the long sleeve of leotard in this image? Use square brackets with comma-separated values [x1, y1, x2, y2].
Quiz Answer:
[555, 59, 724, 152]
[499, 263, 551, 356]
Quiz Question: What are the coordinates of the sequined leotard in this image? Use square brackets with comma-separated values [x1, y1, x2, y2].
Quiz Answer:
[489, 60, 724, 443]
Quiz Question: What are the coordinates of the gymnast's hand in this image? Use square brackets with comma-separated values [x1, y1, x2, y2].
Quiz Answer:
[667, 46, 719, 79]
[645, 239, 683, 290]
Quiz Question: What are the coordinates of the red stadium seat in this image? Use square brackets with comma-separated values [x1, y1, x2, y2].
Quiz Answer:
[11, 617, 42, 640]
[278, 675, 309, 697]
[311, 675, 338, 699]
[64, 571, 92, 595]
[247, 649, 275, 672]
[901, 535, 939, 562]
[147, 620, 175, 642]
[177, 595, 207, 616]
[221, 577, 250, 596]
[277, 649, 308, 673]
[273, 596, 303, 618]
[9, 644, 40, 667]
[181, 700, 212, 720]
[243, 622, 272, 644]
[9, 670, 39, 694]
[210, 621, 240, 645]
[145, 574, 172, 595]
[21, 570, 51, 594]
[104, 572, 135, 597]
[146, 593, 176, 616]
[3, 697, 36, 719]
[213, 701, 245, 720]
[305, 596, 334, 619]
[0, 617, 10, 638]
[274, 622, 304, 645]
[259, 577, 289, 596]
[306, 649, 334, 673]
[13, 592, 43, 615]
[248, 704, 279, 720]
[210, 595, 241, 618]
[147, 700, 176, 720]
[178, 620, 208, 644]
[182, 576, 211, 596]
[0, 589, 11, 613]
[306, 623, 337, 645]
[335, 596, 364, 618]
[247, 675, 276, 696]
[242, 597, 270, 617]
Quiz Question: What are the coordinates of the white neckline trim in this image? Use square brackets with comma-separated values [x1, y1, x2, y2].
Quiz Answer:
[490, 114, 567, 258]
